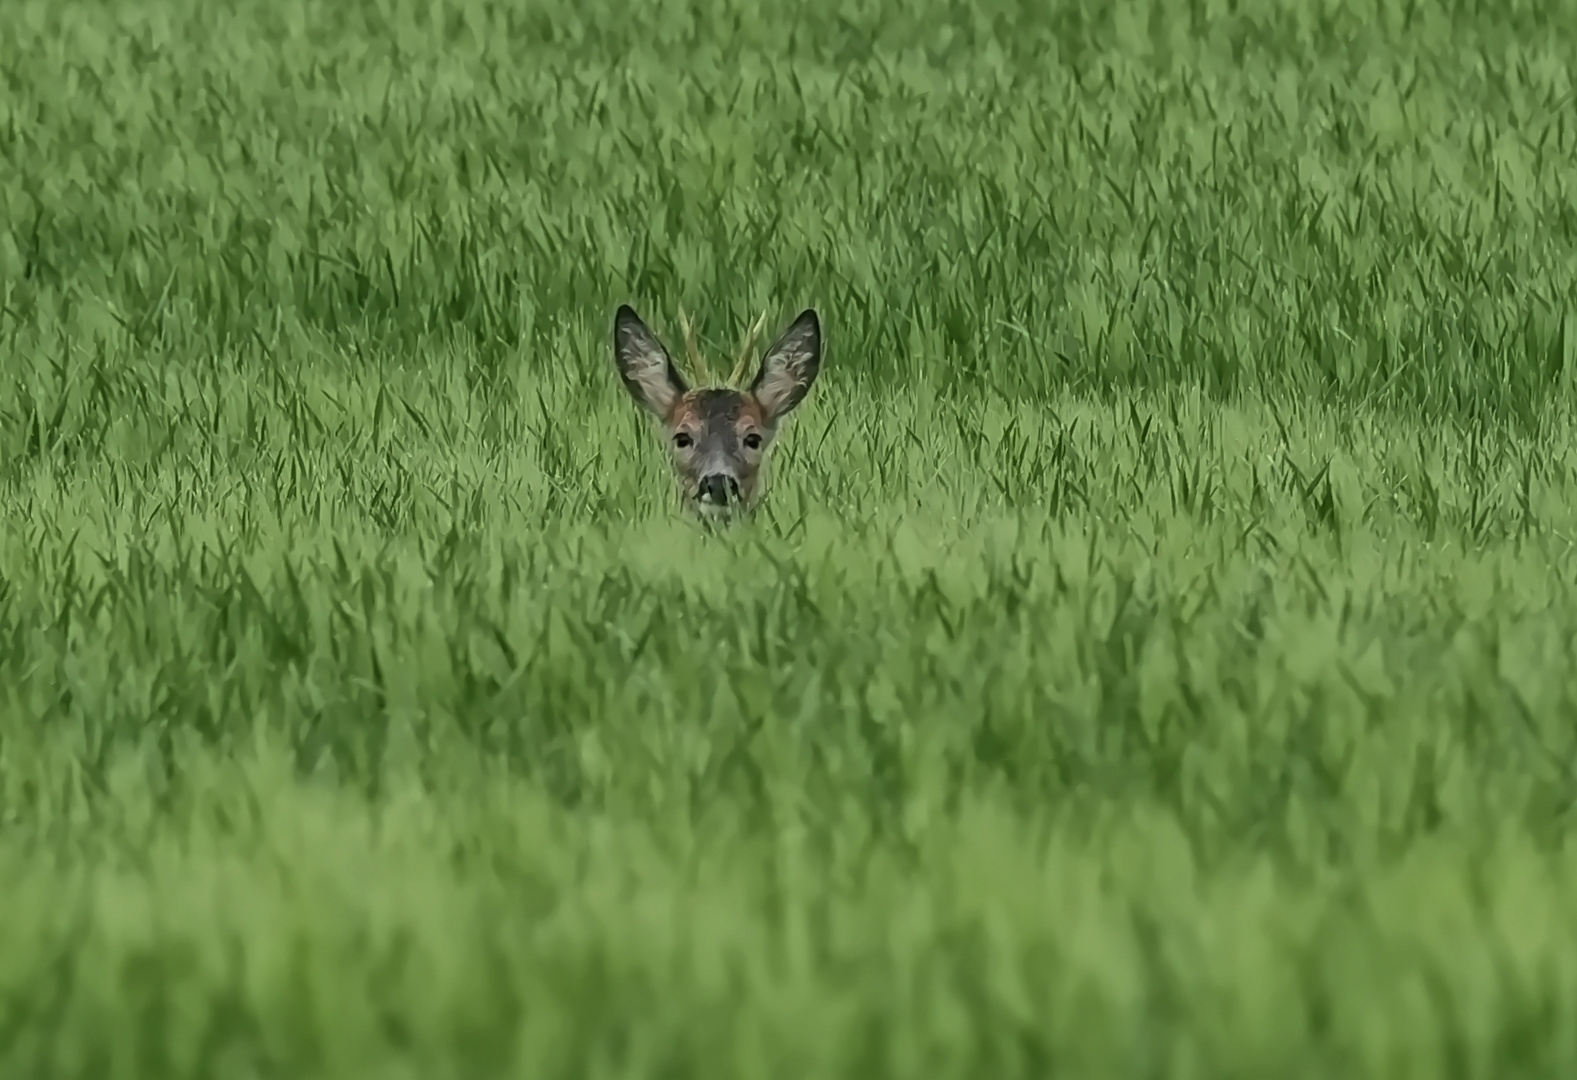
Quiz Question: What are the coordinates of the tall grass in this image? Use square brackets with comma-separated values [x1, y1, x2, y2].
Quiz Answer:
[3, 0, 1577, 1075]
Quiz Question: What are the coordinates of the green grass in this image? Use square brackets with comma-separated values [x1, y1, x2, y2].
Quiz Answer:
[4, 0, 1577, 1074]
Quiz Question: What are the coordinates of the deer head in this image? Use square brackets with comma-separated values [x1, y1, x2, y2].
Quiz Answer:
[612, 304, 822, 522]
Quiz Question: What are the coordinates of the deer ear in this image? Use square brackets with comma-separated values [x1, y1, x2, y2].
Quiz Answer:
[750, 309, 821, 422]
[613, 305, 688, 416]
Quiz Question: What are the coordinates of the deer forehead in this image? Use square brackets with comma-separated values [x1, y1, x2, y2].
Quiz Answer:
[666, 388, 767, 436]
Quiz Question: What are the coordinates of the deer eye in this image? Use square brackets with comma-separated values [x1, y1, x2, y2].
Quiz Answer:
[743, 433, 762, 451]
[673, 432, 693, 449]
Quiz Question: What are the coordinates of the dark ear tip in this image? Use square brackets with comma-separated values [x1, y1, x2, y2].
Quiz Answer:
[613, 305, 650, 345]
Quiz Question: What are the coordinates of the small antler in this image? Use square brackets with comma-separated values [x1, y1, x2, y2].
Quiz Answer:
[726, 309, 769, 387]
[677, 307, 712, 385]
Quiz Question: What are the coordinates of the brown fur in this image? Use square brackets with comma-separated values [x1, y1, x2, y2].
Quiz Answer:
[612, 305, 822, 520]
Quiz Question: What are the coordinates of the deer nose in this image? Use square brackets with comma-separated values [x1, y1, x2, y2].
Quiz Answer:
[697, 474, 739, 505]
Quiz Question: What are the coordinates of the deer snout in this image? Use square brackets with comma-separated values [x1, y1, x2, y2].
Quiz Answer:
[697, 473, 740, 506]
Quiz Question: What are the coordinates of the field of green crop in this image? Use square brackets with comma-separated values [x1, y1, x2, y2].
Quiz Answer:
[4, 0, 1577, 1074]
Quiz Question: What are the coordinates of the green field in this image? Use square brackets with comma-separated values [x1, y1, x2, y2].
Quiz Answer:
[4, 0, 1577, 1074]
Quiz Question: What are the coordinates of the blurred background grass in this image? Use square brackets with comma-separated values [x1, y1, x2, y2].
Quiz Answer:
[3, 0, 1577, 1075]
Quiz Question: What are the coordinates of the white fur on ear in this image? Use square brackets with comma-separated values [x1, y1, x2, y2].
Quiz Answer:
[613, 305, 688, 416]
[751, 309, 821, 421]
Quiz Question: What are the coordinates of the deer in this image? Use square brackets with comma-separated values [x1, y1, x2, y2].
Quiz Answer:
[611, 303, 822, 522]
